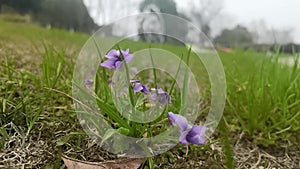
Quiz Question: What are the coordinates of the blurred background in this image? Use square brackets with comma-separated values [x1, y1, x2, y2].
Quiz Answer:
[0, 0, 299, 52]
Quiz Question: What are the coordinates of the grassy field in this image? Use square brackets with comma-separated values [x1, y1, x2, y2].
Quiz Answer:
[0, 17, 299, 169]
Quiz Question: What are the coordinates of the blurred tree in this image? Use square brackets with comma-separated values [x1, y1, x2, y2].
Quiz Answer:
[139, 0, 178, 15]
[166, 0, 225, 46]
[214, 25, 253, 48]
[0, 0, 98, 33]
[35, 0, 98, 33]
[248, 20, 293, 44]
[190, 0, 224, 41]
[138, 0, 188, 45]
[0, 0, 41, 14]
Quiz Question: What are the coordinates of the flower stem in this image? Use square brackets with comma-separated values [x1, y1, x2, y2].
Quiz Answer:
[185, 145, 189, 156]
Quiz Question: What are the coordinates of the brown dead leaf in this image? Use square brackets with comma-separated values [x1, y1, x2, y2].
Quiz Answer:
[62, 154, 143, 169]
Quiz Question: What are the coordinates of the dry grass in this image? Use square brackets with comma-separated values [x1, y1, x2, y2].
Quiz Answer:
[233, 132, 300, 169]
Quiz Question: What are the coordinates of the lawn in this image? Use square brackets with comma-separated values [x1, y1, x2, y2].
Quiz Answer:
[0, 17, 299, 169]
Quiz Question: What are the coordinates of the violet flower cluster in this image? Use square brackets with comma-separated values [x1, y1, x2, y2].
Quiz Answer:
[97, 49, 206, 146]
[99, 48, 171, 105]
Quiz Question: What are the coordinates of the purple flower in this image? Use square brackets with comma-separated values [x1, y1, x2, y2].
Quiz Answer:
[150, 87, 171, 105]
[100, 49, 134, 70]
[168, 112, 188, 131]
[179, 125, 206, 145]
[84, 79, 93, 85]
[168, 112, 206, 145]
[130, 80, 149, 94]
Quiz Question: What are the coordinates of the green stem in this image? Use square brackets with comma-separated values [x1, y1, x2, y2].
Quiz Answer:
[149, 47, 157, 85]
[117, 46, 137, 136]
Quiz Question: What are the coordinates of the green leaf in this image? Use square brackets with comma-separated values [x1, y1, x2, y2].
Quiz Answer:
[0, 127, 8, 140]
[117, 127, 130, 135]
[135, 94, 145, 109]
[100, 128, 118, 146]
[148, 158, 154, 169]
[56, 136, 70, 146]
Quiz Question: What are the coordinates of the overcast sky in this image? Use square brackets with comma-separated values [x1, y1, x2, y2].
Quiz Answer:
[84, 0, 300, 43]
[224, 0, 299, 31]
[176, 0, 300, 43]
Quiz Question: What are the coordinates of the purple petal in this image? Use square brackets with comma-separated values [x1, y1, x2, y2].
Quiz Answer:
[179, 130, 189, 145]
[186, 125, 206, 145]
[167, 94, 171, 103]
[131, 81, 150, 94]
[168, 112, 189, 131]
[117, 49, 134, 64]
[151, 93, 158, 100]
[157, 88, 166, 94]
[106, 50, 120, 59]
[122, 48, 130, 55]
[141, 85, 150, 94]
[115, 61, 123, 69]
[168, 112, 176, 125]
[125, 54, 134, 63]
[133, 83, 143, 93]
[188, 125, 206, 136]
[155, 88, 171, 104]
[100, 59, 117, 69]
[187, 135, 206, 145]
[159, 96, 167, 105]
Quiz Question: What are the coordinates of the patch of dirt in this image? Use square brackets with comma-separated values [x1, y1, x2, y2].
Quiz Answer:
[0, 123, 53, 168]
[152, 143, 224, 169]
[1, 119, 300, 169]
[233, 132, 300, 169]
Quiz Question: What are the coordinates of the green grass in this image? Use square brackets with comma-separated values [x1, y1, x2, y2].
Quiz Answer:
[0, 19, 88, 47]
[222, 49, 300, 146]
[0, 16, 299, 168]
